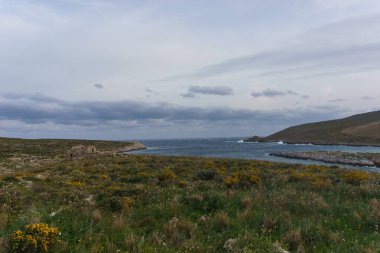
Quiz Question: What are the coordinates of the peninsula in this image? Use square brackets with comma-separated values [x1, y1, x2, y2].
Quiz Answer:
[245, 110, 380, 146]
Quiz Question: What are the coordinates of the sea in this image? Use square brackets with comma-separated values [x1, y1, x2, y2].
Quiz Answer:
[129, 137, 380, 172]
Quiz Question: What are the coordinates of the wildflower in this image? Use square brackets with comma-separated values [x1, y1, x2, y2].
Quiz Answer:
[10, 223, 60, 253]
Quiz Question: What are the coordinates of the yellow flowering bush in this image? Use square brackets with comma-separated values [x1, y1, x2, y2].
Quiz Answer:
[248, 175, 261, 185]
[157, 167, 177, 181]
[224, 172, 261, 188]
[137, 171, 155, 179]
[341, 170, 370, 185]
[65, 180, 86, 187]
[289, 172, 315, 183]
[121, 197, 135, 210]
[10, 223, 60, 253]
[215, 166, 226, 176]
[178, 179, 187, 188]
[224, 175, 239, 188]
[101, 174, 110, 180]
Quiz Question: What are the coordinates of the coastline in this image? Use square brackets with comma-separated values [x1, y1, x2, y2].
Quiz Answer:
[270, 151, 380, 168]
[117, 142, 146, 154]
[244, 138, 380, 147]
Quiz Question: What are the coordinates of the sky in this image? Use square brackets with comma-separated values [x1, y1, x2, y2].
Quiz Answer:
[1, 0, 380, 140]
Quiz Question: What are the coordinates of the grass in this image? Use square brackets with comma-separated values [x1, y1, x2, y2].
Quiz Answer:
[0, 140, 379, 252]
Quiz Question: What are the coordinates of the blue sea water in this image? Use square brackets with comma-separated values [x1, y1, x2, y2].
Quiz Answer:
[129, 137, 380, 172]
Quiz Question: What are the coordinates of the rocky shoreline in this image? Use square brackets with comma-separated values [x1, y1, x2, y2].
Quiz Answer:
[270, 151, 380, 167]
[244, 136, 380, 147]
[116, 142, 146, 153]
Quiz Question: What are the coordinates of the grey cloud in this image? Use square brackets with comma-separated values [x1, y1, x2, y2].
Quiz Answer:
[0, 93, 346, 129]
[158, 14, 380, 81]
[301, 95, 310, 99]
[94, 83, 104, 89]
[250, 91, 263, 97]
[328, 98, 346, 103]
[181, 85, 234, 98]
[190, 42, 380, 79]
[181, 92, 196, 98]
[286, 90, 298, 96]
[187, 85, 234, 96]
[251, 89, 298, 98]
[146, 88, 159, 95]
[314, 104, 339, 110]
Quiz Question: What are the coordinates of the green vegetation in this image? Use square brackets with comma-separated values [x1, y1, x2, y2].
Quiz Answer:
[0, 139, 379, 252]
[0, 137, 135, 158]
[246, 110, 380, 146]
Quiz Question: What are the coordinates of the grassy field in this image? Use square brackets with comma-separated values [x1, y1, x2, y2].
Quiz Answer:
[0, 140, 379, 252]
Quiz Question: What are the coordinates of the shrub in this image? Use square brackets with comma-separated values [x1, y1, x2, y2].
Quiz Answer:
[341, 171, 370, 185]
[182, 193, 224, 212]
[3, 176, 20, 182]
[224, 175, 239, 188]
[177, 179, 187, 188]
[121, 196, 135, 211]
[101, 174, 110, 180]
[97, 195, 123, 212]
[248, 175, 261, 185]
[10, 223, 60, 253]
[288, 172, 315, 183]
[203, 194, 224, 212]
[157, 168, 177, 182]
[197, 170, 217, 181]
[137, 172, 155, 179]
[65, 180, 86, 187]
[224, 173, 261, 188]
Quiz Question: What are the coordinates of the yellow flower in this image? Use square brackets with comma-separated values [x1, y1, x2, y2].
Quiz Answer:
[10, 223, 60, 253]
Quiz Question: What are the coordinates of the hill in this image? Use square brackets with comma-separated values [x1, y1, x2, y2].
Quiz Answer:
[245, 110, 380, 146]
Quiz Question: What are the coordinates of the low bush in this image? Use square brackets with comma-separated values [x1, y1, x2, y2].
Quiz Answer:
[196, 170, 217, 180]
[341, 171, 370, 185]
[10, 223, 60, 253]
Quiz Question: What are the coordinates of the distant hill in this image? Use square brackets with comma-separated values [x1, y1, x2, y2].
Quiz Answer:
[245, 110, 380, 146]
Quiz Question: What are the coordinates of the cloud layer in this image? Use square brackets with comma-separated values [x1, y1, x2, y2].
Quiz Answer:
[251, 89, 298, 98]
[0, 93, 347, 138]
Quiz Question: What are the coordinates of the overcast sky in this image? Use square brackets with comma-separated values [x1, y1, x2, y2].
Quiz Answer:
[1, 0, 380, 140]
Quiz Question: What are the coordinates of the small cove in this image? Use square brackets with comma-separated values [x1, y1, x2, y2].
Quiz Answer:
[129, 137, 380, 172]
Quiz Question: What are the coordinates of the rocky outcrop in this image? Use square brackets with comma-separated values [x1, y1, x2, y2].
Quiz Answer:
[243, 136, 265, 142]
[116, 142, 146, 154]
[67, 142, 146, 159]
[270, 151, 377, 167]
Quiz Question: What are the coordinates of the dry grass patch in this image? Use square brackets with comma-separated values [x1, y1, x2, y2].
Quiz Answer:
[213, 211, 230, 231]
[283, 229, 302, 251]
[370, 198, 380, 220]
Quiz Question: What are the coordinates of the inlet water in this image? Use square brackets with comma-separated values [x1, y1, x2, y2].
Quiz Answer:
[129, 137, 380, 172]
